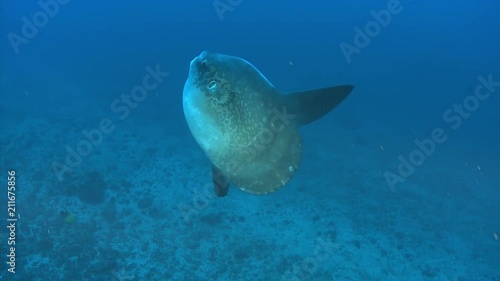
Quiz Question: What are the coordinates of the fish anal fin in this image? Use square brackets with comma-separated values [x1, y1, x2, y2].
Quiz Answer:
[211, 163, 230, 197]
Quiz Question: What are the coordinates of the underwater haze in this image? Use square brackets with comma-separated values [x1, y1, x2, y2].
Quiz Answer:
[1, 0, 499, 280]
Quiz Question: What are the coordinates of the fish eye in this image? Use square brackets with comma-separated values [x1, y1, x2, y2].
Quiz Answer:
[208, 80, 217, 90]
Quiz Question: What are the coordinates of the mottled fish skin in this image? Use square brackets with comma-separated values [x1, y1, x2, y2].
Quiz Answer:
[183, 51, 302, 194]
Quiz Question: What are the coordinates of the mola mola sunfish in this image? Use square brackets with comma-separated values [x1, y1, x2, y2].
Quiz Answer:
[183, 51, 354, 197]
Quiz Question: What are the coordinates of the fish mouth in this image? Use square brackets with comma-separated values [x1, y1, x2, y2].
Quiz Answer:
[189, 51, 212, 78]
[198, 50, 210, 59]
[190, 51, 210, 66]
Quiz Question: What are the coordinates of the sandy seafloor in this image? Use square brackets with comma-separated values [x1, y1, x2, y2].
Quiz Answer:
[0, 105, 498, 281]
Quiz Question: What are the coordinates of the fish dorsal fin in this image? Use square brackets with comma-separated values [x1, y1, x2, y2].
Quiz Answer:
[285, 85, 354, 125]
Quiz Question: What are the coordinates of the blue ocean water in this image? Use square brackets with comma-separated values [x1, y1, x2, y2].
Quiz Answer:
[0, 0, 499, 280]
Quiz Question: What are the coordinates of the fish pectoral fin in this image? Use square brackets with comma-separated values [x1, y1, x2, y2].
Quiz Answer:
[211, 163, 230, 197]
[286, 85, 354, 125]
